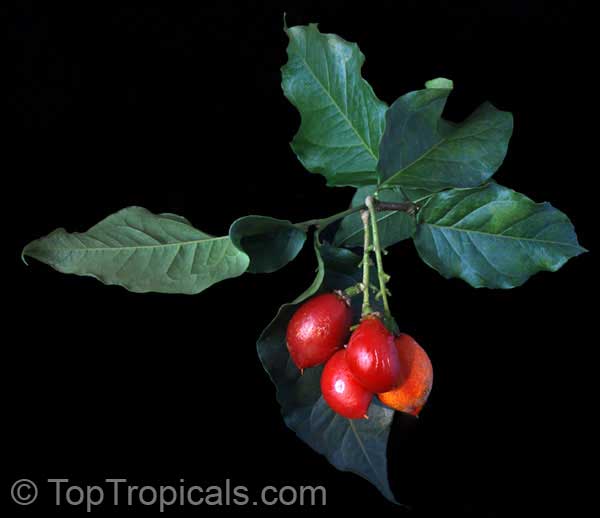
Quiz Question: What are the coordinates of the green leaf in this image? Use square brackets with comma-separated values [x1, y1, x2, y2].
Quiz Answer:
[414, 183, 587, 288]
[282, 23, 387, 187]
[425, 77, 454, 89]
[292, 232, 326, 304]
[378, 78, 513, 191]
[229, 216, 306, 273]
[22, 206, 249, 294]
[257, 238, 399, 504]
[334, 186, 430, 249]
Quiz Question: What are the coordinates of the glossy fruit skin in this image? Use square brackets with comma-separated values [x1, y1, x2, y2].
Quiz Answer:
[378, 334, 433, 416]
[321, 349, 373, 419]
[346, 315, 401, 393]
[286, 293, 353, 370]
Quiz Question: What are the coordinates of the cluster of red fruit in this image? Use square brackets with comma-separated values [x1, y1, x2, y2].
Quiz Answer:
[286, 292, 433, 419]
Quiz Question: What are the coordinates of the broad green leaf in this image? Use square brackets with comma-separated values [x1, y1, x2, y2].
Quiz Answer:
[229, 216, 306, 273]
[334, 186, 430, 249]
[282, 23, 387, 187]
[22, 206, 249, 294]
[257, 239, 399, 504]
[378, 78, 513, 191]
[414, 183, 587, 288]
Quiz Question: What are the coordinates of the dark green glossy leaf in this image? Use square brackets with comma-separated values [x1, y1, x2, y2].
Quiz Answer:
[414, 183, 587, 288]
[257, 239, 398, 504]
[282, 23, 387, 187]
[22, 206, 249, 294]
[334, 186, 430, 249]
[229, 216, 306, 273]
[378, 78, 513, 191]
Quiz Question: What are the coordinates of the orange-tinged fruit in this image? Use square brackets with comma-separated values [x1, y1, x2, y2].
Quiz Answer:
[378, 334, 433, 416]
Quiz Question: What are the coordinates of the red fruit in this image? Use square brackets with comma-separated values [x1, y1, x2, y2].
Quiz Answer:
[321, 349, 373, 419]
[346, 315, 401, 393]
[378, 334, 433, 416]
[286, 292, 353, 370]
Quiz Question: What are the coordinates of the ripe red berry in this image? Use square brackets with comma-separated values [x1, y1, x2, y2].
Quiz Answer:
[321, 349, 373, 419]
[286, 292, 353, 370]
[346, 314, 401, 393]
[378, 334, 433, 416]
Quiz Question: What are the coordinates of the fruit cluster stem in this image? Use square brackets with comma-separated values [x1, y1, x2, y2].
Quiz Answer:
[365, 196, 391, 318]
[360, 209, 372, 317]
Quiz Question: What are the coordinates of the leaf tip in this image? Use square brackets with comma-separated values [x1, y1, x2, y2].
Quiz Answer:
[425, 77, 453, 90]
[21, 247, 30, 266]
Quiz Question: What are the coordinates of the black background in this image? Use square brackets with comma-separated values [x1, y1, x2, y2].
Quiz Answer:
[6, 1, 595, 516]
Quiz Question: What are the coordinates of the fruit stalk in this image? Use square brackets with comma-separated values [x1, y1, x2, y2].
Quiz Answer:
[365, 196, 391, 318]
[360, 209, 372, 317]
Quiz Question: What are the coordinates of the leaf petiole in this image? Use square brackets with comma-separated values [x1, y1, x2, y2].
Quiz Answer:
[294, 206, 364, 232]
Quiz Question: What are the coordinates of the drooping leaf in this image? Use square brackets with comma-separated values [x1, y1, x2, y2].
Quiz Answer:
[282, 23, 387, 187]
[22, 206, 249, 294]
[414, 183, 587, 288]
[334, 186, 430, 249]
[293, 232, 327, 304]
[377, 78, 513, 191]
[257, 238, 399, 504]
[229, 216, 306, 273]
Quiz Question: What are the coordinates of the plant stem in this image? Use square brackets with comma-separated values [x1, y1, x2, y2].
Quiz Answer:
[294, 205, 364, 231]
[294, 199, 418, 231]
[342, 283, 364, 299]
[374, 200, 418, 215]
[365, 196, 391, 317]
[360, 209, 372, 317]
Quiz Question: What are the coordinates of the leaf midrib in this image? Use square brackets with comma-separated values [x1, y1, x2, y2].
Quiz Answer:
[348, 419, 385, 488]
[423, 223, 584, 249]
[289, 32, 378, 161]
[380, 114, 502, 187]
[46, 235, 230, 253]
